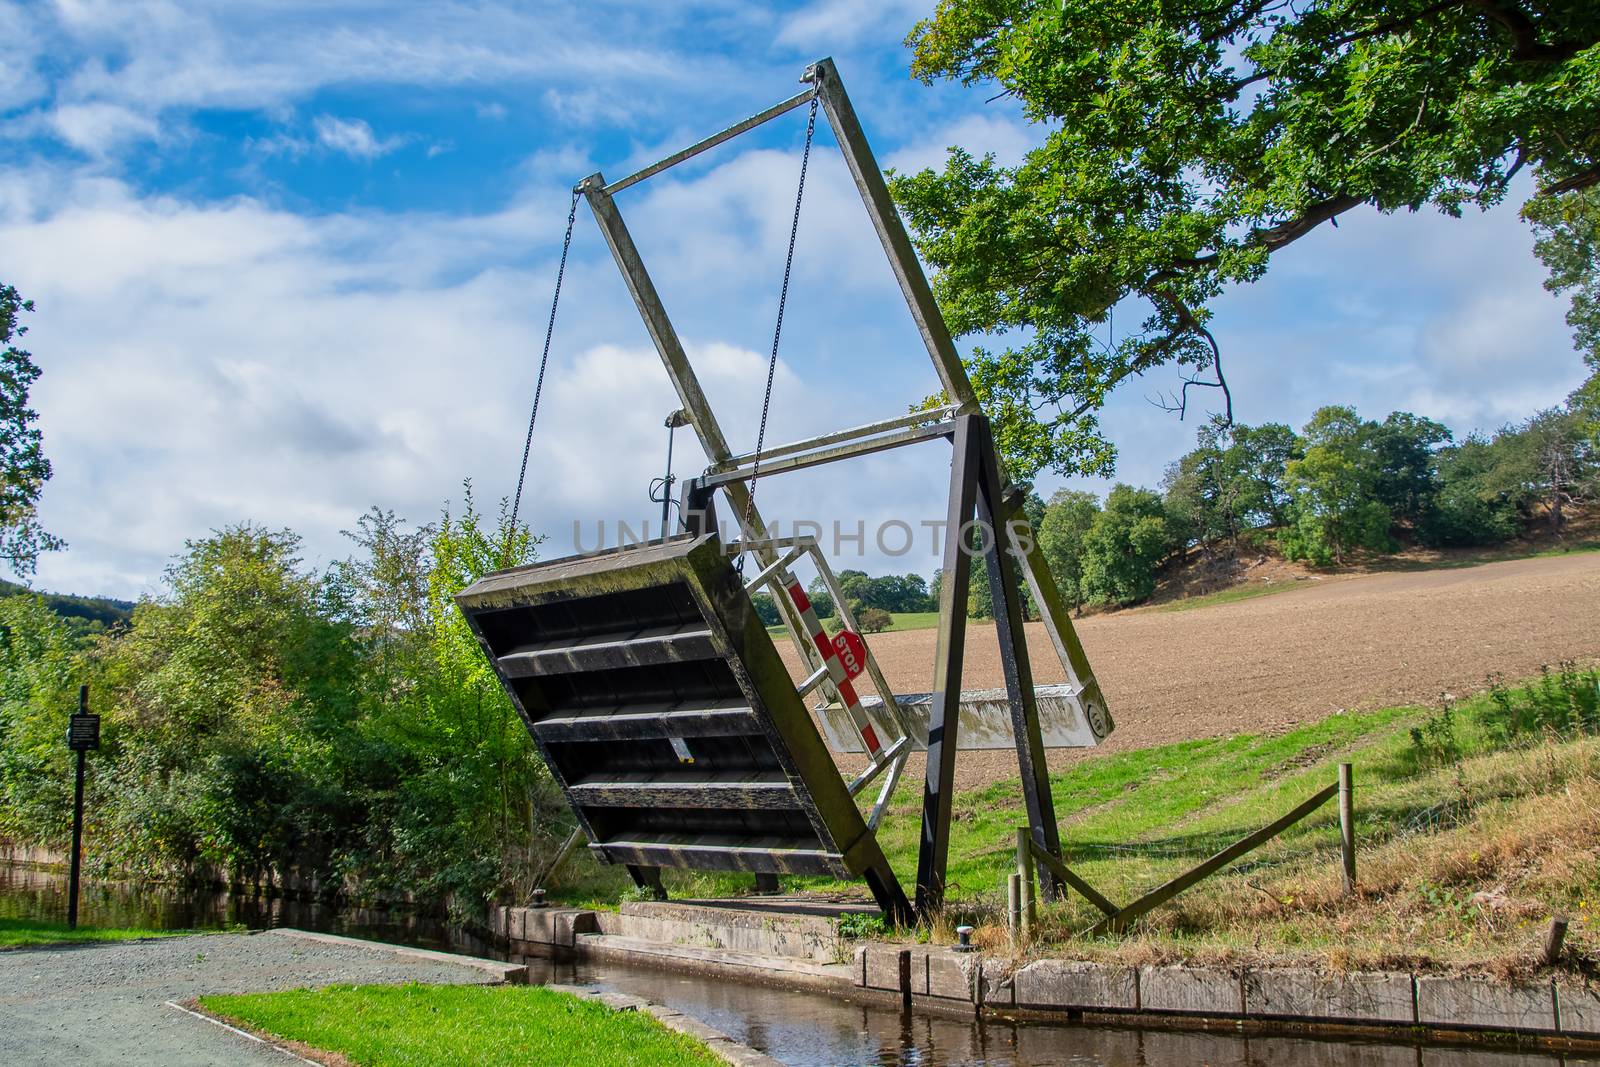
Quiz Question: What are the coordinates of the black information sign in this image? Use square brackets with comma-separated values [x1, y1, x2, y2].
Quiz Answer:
[67, 713, 100, 752]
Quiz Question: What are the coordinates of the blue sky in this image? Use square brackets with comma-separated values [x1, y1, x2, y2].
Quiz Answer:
[2, 1, 1589, 600]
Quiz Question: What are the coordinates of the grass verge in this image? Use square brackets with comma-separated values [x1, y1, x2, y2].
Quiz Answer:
[198, 983, 724, 1067]
[878, 662, 1600, 974]
[549, 662, 1600, 975]
[0, 917, 196, 948]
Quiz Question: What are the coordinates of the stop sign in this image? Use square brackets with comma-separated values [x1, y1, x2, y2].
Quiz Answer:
[831, 629, 868, 680]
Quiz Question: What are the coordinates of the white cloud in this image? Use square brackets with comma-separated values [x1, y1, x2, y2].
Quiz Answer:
[774, 0, 929, 50]
[313, 115, 407, 159]
[886, 112, 1037, 175]
[1, 153, 939, 598]
[0, 1, 47, 111]
[48, 103, 161, 156]
[19, 1, 765, 156]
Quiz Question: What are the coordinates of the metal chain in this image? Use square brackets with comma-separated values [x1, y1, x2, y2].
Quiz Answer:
[510, 189, 580, 541]
[740, 94, 819, 567]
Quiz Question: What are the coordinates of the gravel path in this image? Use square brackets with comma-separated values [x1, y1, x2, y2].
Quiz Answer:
[0, 930, 501, 1066]
[783, 551, 1600, 790]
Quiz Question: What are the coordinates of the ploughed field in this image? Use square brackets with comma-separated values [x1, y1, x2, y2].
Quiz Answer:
[776, 551, 1600, 790]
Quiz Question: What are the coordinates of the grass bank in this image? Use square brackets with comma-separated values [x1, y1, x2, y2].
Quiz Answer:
[551, 663, 1600, 975]
[0, 917, 195, 948]
[198, 983, 724, 1067]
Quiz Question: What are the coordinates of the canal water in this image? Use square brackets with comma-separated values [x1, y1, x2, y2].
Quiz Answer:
[4, 863, 1595, 1066]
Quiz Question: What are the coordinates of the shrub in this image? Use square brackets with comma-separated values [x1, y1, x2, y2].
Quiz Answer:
[856, 607, 893, 633]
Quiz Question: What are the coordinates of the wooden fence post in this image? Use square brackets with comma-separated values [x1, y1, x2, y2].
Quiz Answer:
[1544, 916, 1570, 965]
[1015, 827, 1037, 940]
[1338, 763, 1356, 896]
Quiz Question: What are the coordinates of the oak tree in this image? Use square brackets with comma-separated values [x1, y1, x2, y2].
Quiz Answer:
[893, 0, 1600, 478]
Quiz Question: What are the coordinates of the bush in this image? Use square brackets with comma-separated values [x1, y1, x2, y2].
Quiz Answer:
[1279, 497, 1391, 566]
[1409, 693, 1461, 769]
[1484, 662, 1600, 742]
[856, 607, 892, 633]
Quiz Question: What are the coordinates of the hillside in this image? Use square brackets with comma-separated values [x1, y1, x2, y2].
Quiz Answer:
[1140, 505, 1600, 612]
[777, 549, 1600, 790]
[0, 580, 135, 634]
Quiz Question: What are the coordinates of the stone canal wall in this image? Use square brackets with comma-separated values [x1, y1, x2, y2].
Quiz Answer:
[855, 943, 1594, 1040]
[495, 903, 1600, 1050]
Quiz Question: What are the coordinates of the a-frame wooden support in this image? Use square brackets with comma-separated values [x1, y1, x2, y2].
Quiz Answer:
[915, 414, 1067, 916]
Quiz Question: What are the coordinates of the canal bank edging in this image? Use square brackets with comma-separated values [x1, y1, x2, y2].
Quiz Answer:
[546, 985, 784, 1067]
[865, 945, 1590, 1037]
[494, 904, 1600, 1053]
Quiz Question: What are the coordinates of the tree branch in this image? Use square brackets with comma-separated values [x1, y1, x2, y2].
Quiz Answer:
[1538, 164, 1600, 197]
[1254, 193, 1365, 250]
[1471, 0, 1585, 62]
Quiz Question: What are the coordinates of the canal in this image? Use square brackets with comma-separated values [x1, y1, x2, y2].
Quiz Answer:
[3, 863, 1593, 1066]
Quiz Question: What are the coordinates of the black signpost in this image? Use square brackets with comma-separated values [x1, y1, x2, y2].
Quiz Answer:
[65, 684, 98, 929]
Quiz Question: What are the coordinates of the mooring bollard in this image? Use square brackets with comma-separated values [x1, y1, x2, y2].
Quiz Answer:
[1007, 873, 1022, 946]
[1338, 763, 1356, 896]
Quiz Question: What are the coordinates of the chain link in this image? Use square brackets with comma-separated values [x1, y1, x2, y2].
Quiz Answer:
[740, 93, 819, 568]
[511, 189, 581, 543]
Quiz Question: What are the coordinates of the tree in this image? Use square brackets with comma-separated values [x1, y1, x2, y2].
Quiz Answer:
[1162, 418, 1247, 551]
[1163, 417, 1300, 552]
[0, 594, 85, 847]
[804, 579, 835, 619]
[1280, 407, 1395, 564]
[0, 284, 62, 575]
[1420, 435, 1524, 546]
[1038, 489, 1099, 614]
[100, 524, 362, 881]
[1233, 423, 1301, 528]
[893, 1, 1600, 478]
[966, 490, 1041, 619]
[751, 591, 782, 626]
[1079, 485, 1174, 606]
[1366, 412, 1453, 526]
[1476, 406, 1597, 529]
[1528, 188, 1600, 364]
[350, 488, 549, 911]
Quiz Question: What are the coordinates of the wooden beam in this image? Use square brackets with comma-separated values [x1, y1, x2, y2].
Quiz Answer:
[1029, 842, 1119, 918]
[1090, 781, 1340, 936]
[974, 420, 1063, 901]
[914, 417, 980, 918]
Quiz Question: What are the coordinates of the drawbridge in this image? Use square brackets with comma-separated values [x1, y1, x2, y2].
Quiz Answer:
[457, 58, 1112, 924]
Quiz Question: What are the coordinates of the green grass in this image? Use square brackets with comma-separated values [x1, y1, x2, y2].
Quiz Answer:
[1156, 579, 1318, 613]
[851, 663, 1600, 970]
[198, 983, 724, 1067]
[550, 663, 1600, 972]
[0, 917, 196, 948]
[1526, 538, 1600, 559]
[877, 610, 942, 632]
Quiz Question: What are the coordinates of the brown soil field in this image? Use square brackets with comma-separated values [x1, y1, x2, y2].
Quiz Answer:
[779, 551, 1600, 790]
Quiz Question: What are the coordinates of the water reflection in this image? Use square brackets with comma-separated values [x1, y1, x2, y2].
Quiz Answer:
[0, 862, 493, 956]
[4, 864, 1593, 1066]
